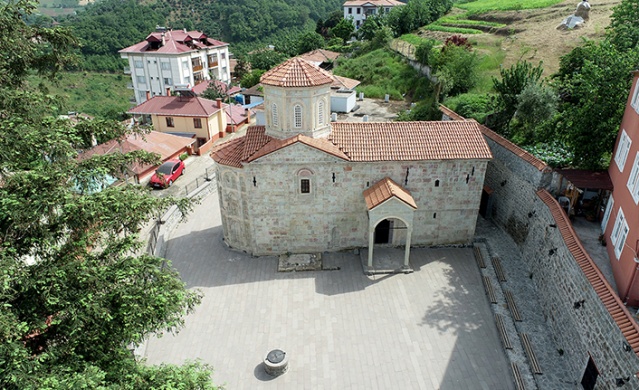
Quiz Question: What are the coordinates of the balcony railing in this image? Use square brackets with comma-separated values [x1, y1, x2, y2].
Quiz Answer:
[123, 66, 131, 74]
[209, 61, 219, 68]
[192, 64, 204, 72]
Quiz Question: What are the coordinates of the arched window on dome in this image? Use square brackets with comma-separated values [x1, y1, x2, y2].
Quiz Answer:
[272, 103, 278, 127]
[318, 100, 325, 125]
[294, 104, 302, 128]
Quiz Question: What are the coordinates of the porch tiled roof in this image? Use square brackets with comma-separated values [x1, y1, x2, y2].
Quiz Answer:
[364, 177, 417, 210]
[537, 189, 639, 357]
[329, 121, 492, 161]
[261, 58, 334, 87]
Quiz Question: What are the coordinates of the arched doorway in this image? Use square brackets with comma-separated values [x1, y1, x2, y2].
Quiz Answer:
[374, 219, 391, 244]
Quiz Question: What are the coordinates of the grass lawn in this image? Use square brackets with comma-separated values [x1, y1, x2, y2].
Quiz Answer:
[29, 72, 133, 118]
[455, 0, 565, 13]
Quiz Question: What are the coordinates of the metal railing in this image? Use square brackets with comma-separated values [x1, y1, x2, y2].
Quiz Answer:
[183, 167, 215, 196]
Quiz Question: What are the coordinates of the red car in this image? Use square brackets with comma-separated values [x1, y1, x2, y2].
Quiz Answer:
[149, 159, 185, 189]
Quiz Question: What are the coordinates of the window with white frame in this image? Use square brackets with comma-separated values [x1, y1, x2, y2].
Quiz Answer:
[615, 129, 631, 171]
[632, 82, 639, 113]
[601, 195, 614, 232]
[163, 77, 172, 85]
[611, 208, 629, 259]
[134, 60, 143, 68]
[138, 90, 147, 101]
[182, 60, 189, 70]
[627, 152, 639, 203]
[318, 100, 324, 125]
[294, 104, 302, 128]
[136, 75, 146, 84]
[272, 103, 278, 127]
[161, 61, 171, 70]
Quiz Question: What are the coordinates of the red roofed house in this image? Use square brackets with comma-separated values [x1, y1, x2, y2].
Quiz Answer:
[119, 28, 231, 105]
[128, 94, 227, 155]
[343, 0, 405, 29]
[79, 131, 195, 184]
[212, 58, 492, 268]
[603, 71, 639, 306]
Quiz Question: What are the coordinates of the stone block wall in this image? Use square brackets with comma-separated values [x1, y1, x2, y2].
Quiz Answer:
[217, 142, 488, 255]
[483, 130, 639, 388]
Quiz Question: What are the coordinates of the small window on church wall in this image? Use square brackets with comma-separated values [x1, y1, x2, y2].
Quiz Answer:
[272, 103, 278, 127]
[318, 101, 325, 125]
[301, 179, 310, 193]
[294, 104, 302, 128]
[435, 179, 440, 187]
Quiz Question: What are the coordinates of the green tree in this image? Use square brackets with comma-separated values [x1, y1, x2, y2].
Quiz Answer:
[511, 83, 558, 144]
[606, 0, 639, 51]
[414, 40, 436, 67]
[248, 49, 288, 71]
[233, 57, 251, 80]
[432, 44, 479, 98]
[296, 31, 325, 54]
[331, 18, 355, 44]
[241, 69, 266, 88]
[552, 41, 639, 168]
[0, 1, 218, 388]
[490, 60, 544, 136]
[357, 13, 385, 41]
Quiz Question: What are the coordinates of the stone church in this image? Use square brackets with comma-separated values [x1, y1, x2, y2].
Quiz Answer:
[212, 58, 492, 265]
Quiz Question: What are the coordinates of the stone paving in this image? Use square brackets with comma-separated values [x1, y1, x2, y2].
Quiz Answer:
[143, 190, 515, 390]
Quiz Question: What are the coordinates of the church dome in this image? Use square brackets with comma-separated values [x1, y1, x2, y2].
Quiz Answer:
[260, 57, 334, 88]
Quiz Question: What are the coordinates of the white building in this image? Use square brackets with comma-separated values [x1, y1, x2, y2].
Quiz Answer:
[120, 29, 231, 105]
[343, 0, 405, 29]
[212, 58, 492, 267]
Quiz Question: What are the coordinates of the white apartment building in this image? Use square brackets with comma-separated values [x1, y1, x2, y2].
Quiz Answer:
[343, 0, 405, 29]
[120, 29, 231, 105]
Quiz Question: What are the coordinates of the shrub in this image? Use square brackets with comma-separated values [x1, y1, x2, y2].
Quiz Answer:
[179, 152, 189, 161]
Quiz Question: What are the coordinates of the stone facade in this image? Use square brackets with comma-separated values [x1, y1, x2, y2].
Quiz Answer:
[217, 145, 487, 255]
[480, 119, 639, 388]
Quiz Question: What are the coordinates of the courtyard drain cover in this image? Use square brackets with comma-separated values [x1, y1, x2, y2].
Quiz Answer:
[267, 349, 285, 364]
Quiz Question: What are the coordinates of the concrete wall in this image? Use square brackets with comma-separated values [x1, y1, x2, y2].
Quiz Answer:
[483, 130, 639, 388]
[330, 90, 356, 113]
[217, 142, 487, 255]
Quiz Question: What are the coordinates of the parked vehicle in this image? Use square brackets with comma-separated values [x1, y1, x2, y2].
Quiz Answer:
[149, 159, 185, 189]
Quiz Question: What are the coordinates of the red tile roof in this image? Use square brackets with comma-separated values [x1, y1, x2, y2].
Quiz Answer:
[537, 189, 639, 357]
[329, 121, 493, 161]
[364, 177, 417, 210]
[332, 75, 360, 90]
[343, 0, 405, 6]
[128, 96, 222, 117]
[556, 169, 613, 191]
[79, 131, 194, 174]
[297, 49, 341, 64]
[438, 105, 549, 171]
[119, 30, 227, 54]
[247, 134, 349, 163]
[192, 80, 242, 96]
[261, 58, 334, 87]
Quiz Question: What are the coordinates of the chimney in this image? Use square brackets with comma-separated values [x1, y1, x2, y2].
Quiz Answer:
[166, 87, 171, 96]
[145, 91, 151, 101]
[216, 98, 222, 109]
[161, 32, 166, 47]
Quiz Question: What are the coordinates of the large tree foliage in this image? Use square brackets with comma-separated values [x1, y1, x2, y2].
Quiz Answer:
[0, 1, 217, 388]
[552, 41, 639, 168]
[606, 0, 639, 51]
[386, 0, 453, 37]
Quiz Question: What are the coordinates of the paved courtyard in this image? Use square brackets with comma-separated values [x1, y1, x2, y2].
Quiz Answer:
[143, 190, 515, 390]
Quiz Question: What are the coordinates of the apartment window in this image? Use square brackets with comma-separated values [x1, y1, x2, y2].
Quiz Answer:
[632, 82, 639, 113]
[611, 208, 629, 259]
[601, 195, 614, 232]
[138, 90, 147, 101]
[221, 53, 226, 60]
[348, 7, 352, 14]
[318, 101, 325, 125]
[136, 75, 146, 84]
[193, 118, 202, 128]
[627, 152, 639, 203]
[615, 129, 631, 171]
[166, 117, 175, 128]
[272, 103, 279, 127]
[134, 60, 143, 68]
[182, 60, 189, 70]
[356, 7, 361, 14]
[164, 78, 172, 85]
[356, 20, 361, 27]
[294, 104, 302, 128]
[161, 61, 170, 70]
[184, 77, 190, 84]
